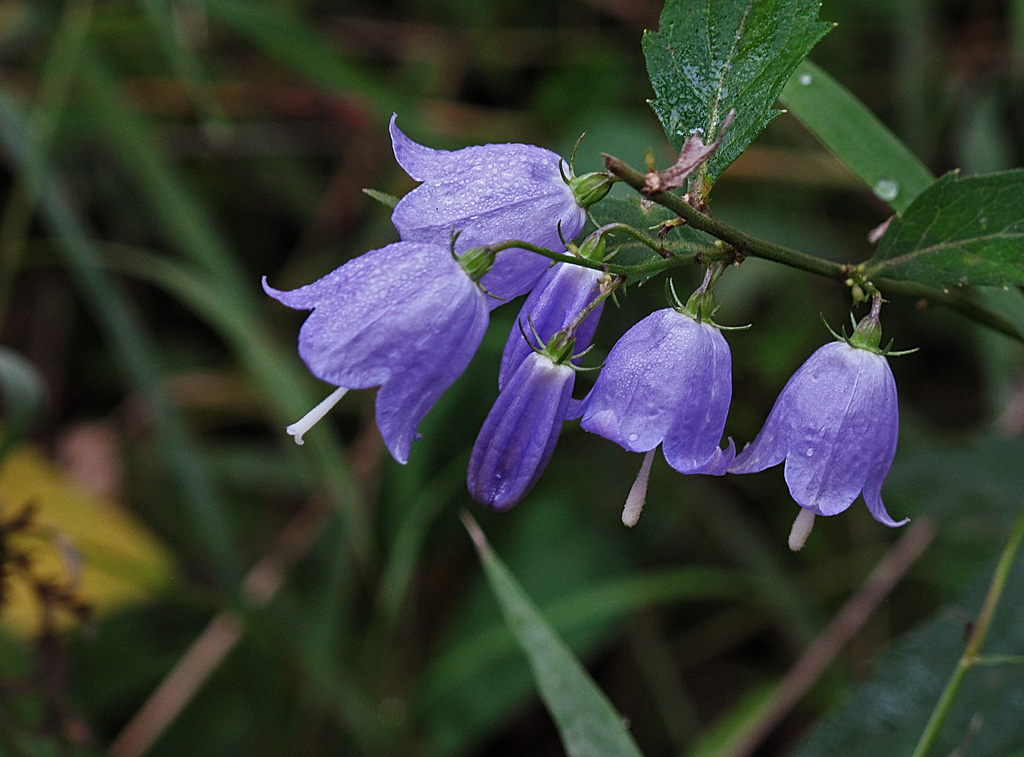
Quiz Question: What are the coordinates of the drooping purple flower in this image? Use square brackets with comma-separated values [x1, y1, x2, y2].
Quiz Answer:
[389, 115, 587, 306]
[728, 340, 907, 528]
[499, 261, 604, 390]
[264, 241, 489, 464]
[468, 351, 574, 510]
[580, 307, 734, 475]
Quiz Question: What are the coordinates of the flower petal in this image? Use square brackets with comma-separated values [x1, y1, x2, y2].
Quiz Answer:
[264, 241, 488, 463]
[581, 309, 732, 473]
[499, 262, 603, 389]
[730, 340, 904, 524]
[468, 353, 574, 510]
[389, 116, 586, 304]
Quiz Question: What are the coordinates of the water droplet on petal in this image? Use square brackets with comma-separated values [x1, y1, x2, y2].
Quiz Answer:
[872, 179, 900, 202]
[805, 447, 814, 457]
[628, 432, 639, 442]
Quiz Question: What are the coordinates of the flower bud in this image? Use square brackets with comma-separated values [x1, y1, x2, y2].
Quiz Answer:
[568, 171, 614, 209]
[576, 231, 607, 263]
[457, 245, 497, 282]
[849, 308, 884, 352]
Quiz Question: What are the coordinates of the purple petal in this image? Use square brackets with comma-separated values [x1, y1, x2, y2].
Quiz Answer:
[730, 341, 904, 521]
[468, 352, 574, 510]
[499, 262, 604, 390]
[389, 115, 587, 305]
[580, 309, 733, 473]
[264, 241, 488, 464]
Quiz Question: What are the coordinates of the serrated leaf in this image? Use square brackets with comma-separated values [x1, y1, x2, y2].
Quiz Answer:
[643, 0, 831, 191]
[867, 169, 1024, 288]
[464, 514, 645, 757]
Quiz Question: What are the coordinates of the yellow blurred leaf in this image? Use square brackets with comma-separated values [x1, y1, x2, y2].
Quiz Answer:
[0, 445, 174, 636]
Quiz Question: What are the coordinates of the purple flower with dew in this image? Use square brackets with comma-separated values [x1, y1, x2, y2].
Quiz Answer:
[264, 241, 489, 464]
[468, 351, 575, 510]
[499, 261, 604, 390]
[729, 331, 907, 550]
[580, 307, 734, 522]
[389, 115, 587, 307]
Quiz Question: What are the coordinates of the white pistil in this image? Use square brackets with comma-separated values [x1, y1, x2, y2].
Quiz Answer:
[788, 508, 816, 551]
[287, 386, 349, 445]
[622, 449, 656, 527]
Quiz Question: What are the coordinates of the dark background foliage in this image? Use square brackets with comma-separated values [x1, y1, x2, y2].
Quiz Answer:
[1, 0, 1023, 755]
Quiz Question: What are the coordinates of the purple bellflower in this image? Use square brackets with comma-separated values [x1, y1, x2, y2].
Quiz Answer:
[389, 115, 591, 306]
[264, 241, 489, 465]
[499, 255, 605, 390]
[468, 349, 575, 511]
[579, 283, 734, 526]
[580, 301, 734, 475]
[729, 301, 908, 549]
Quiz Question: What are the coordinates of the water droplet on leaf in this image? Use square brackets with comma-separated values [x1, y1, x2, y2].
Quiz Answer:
[872, 179, 900, 202]
[798, 73, 813, 86]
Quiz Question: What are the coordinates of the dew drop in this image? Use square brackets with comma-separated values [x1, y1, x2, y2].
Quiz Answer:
[798, 73, 813, 86]
[872, 179, 900, 202]
[628, 432, 639, 442]
[805, 447, 814, 457]
[817, 427, 826, 437]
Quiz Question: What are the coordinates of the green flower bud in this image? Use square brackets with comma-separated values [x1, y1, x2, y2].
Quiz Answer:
[577, 231, 607, 263]
[568, 171, 615, 209]
[457, 245, 497, 282]
[849, 309, 884, 352]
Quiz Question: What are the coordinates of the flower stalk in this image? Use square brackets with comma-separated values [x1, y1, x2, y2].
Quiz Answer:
[912, 499, 1024, 757]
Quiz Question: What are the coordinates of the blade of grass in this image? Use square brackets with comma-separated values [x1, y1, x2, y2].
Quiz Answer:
[194, 0, 415, 121]
[780, 59, 936, 213]
[462, 513, 645, 757]
[0, 88, 242, 585]
[0, 0, 94, 322]
[136, 0, 228, 133]
[101, 243, 374, 580]
[75, 53, 374, 575]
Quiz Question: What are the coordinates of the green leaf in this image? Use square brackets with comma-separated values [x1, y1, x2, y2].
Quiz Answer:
[643, 0, 831, 191]
[0, 347, 44, 463]
[794, 538, 1024, 757]
[867, 169, 1024, 288]
[779, 60, 935, 213]
[463, 514, 645, 757]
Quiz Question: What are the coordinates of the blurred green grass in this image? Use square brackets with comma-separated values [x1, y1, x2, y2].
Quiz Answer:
[1, 0, 1024, 755]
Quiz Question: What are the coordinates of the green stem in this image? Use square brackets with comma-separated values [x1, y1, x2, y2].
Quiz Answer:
[481, 238, 700, 278]
[603, 154, 1024, 344]
[603, 154, 847, 279]
[912, 500, 1024, 757]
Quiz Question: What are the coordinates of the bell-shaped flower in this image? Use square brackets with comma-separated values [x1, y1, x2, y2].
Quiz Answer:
[499, 260, 604, 390]
[729, 310, 907, 545]
[389, 115, 588, 306]
[468, 350, 575, 511]
[264, 241, 489, 464]
[579, 306, 734, 477]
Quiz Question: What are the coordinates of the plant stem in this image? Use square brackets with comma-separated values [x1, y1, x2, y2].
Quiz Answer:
[604, 154, 847, 279]
[480, 238, 700, 278]
[603, 153, 1024, 344]
[911, 499, 1024, 757]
